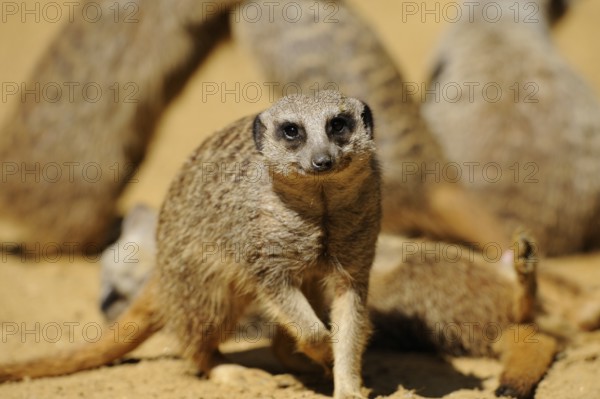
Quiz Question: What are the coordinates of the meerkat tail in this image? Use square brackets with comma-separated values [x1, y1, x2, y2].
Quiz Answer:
[494, 326, 558, 399]
[0, 278, 162, 382]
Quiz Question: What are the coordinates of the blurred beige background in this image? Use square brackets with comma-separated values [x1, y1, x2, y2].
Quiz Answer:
[1, 0, 599, 216]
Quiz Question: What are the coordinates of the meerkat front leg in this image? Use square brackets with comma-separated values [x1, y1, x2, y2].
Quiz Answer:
[262, 284, 333, 369]
[327, 274, 370, 399]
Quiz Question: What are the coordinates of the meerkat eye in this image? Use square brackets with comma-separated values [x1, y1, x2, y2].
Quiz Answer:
[330, 117, 347, 133]
[282, 124, 300, 140]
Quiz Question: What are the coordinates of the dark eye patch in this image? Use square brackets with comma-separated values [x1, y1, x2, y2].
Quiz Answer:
[330, 117, 347, 133]
[327, 113, 355, 144]
[276, 121, 306, 149]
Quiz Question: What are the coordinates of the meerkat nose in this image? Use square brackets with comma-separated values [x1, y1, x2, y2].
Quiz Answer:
[311, 154, 333, 172]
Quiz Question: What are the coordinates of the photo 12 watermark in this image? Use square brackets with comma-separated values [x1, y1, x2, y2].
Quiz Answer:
[1, 1, 140, 24]
[1, 81, 139, 104]
[1, 161, 139, 185]
[400, 1, 541, 24]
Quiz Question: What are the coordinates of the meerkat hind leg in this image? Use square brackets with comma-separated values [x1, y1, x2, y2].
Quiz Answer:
[184, 291, 277, 387]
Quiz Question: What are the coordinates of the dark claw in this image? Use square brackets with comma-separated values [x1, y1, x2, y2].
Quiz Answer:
[495, 384, 531, 399]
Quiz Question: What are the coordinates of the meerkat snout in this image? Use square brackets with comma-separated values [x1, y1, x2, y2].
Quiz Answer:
[311, 153, 333, 172]
[253, 90, 374, 177]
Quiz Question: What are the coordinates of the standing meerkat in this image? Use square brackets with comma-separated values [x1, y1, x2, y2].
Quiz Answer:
[422, 0, 600, 256]
[0, 0, 236, 251]
[98, 205, 555, 399]
[0, 91, 381, 399]
[232, 0, 511, 251]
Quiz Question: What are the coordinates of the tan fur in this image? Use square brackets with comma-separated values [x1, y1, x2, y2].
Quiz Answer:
[0, 91, 381, 399]
[0, 0, 235, 251]
[422, 0, 600, 256]
[232, 0, 510, 250]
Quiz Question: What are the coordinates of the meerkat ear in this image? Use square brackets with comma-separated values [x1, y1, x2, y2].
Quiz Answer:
[548, 0, 570, 23]
[360, 102, 374, 139]
[253, 114, 267, 153]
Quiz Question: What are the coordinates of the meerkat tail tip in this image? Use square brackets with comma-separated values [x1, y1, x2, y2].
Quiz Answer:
[496, 330, 558, 399]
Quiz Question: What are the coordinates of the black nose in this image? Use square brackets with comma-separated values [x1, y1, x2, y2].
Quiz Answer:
[312, 155, 333, 172]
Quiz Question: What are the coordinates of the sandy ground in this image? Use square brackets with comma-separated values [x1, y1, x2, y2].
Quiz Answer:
[1, 0, 600, 398]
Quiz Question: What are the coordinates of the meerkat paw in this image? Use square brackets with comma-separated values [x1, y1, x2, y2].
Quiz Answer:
[209, 364, 276, 387]
[297, 340, 333, 375]
[511, 230, 538, 322]
[513, 230, 537, 285]
[272, 328, 328, 374]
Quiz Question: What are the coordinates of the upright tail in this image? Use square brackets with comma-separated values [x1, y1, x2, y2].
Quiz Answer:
[0, 278, 163, 382]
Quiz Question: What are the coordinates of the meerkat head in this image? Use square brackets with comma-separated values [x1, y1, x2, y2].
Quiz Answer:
[252, 90, 375, 180]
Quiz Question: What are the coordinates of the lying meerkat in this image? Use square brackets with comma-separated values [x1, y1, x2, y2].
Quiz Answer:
[0, 0, 236, 251]
[0, 91, 381, 399]
[231, 0, 511, 251]
[368, 234, 557, 399]
[97, 204, 556, 399]
[422, 0, 600, 256]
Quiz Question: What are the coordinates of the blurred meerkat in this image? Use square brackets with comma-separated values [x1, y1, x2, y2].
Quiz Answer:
[422, 0, 600, 256]
[0, 91, 382, 399]
[100, 203, 157, 321]
[231, 0, 511, 251]
[0, 0, 236, 252]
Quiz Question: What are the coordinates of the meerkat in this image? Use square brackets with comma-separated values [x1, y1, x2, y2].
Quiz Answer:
[422, 0, 600, 256]
[368, 233, 557, 399]
[0, 91, 381, 399]
[231, 0, 511, 251]
[99, 203, 157, 321]
[0, 0, 237, 252]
